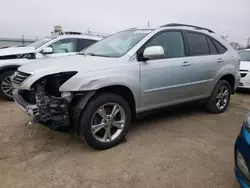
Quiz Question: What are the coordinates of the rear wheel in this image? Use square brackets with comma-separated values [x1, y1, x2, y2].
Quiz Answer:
[206, 80, 231, 113]
[79, 93, 131, 150]
[0, 70, 15, 101]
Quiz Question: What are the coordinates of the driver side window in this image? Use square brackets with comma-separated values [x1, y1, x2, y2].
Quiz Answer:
[145, 31, 185, 58]
[49, 39, 77, 53]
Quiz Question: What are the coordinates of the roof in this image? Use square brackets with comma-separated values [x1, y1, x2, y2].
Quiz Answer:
[55, 34, 103, 41]
[129, 23, 216, 35]
[51, 31, 108, 40]
[160, 23, 214, 33]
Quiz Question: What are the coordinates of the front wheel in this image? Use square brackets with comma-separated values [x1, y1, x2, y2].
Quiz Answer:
[79, 93, 131, 150]
[0, 70, 15, 101]
[206, 80, 231, 113]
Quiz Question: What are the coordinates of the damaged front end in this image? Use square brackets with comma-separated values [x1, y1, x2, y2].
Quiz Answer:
[13, 72, 77, 131]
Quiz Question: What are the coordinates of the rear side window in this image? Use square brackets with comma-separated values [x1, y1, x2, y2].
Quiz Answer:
[77, 39, 97, 52]
[207, 37, 218, 54]
[211, 38, 227, 54]
[187, 32, 210, 56]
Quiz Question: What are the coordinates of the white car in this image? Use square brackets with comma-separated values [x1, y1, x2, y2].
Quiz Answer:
[238, 49, 250, 89]
[0, 32, 104, 100]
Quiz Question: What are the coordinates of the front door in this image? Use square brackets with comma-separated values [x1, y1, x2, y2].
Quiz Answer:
[139, 30, 193, 111]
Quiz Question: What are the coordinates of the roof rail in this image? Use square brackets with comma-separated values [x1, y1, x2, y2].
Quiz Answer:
[160, 23, 214, 33]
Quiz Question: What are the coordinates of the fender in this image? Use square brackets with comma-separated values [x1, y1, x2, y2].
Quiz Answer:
[59, 65, 140, 108]
[206, 63, 239, 95]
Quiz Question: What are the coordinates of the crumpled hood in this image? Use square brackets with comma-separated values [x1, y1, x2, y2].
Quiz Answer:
[0, 46, 35, 57]
[18, 55, 122, 75]
[240, 61, 250, 71]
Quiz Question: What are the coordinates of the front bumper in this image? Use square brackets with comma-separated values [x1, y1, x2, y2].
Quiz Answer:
[13, 89, 72, 131]
[235, 127, 250, 187]
[12, 89, 39, 118]
[238, 71, 250, 89]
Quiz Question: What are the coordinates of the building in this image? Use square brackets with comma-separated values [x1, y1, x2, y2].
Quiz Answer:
[0, 37, 36, 48]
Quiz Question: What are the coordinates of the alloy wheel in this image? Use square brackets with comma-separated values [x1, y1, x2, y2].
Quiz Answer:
[1, 76, 13, 98]
[91, 103, 126, 143]
[216, 85, 229, 110]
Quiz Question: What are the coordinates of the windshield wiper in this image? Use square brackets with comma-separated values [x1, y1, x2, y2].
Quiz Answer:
[82, 53, 114, 57]
[83, 53, 97, 56]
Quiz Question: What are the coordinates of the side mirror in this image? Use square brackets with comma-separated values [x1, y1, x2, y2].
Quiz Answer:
[41, 47, 53, 54]
[143, 46, 164, 60]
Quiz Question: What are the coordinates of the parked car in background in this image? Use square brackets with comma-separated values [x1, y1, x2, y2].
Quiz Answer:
[235, 111, 250, 187]
[0, 31, 104, 100]
[12, 23, 240, 150]
[238, 49, 250, 89]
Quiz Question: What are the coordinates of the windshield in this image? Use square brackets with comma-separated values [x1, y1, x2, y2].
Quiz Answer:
[27, 37, 55, 49]
[239, 51, 250, 61]
[81, 29, 152, 57]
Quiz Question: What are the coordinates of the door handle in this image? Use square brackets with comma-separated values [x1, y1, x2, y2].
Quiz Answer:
[182, 61, 191, 67]
[217, 58, 224, 63]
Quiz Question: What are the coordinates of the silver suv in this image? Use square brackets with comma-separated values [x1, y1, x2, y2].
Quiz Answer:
[12, 23, 240, 150]
[0, 32, 104, 100]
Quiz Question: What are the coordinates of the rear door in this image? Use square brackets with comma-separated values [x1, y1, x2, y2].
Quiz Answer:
[184, 31, 225, 98]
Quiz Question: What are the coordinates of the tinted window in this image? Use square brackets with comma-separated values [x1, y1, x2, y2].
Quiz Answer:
[49, 38, 77, 53]
[187, 32, 209, 56]
[77, 39, 97, 51]
[145, 31, 185, 58]
[207, 37, 218, 54]
[212, 39, 227, 54]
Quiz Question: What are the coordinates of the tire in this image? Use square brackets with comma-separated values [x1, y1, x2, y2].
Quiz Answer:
[206, 80, 231, 113]
[79, 93, 131, 150]
[0, 70, 15, 101]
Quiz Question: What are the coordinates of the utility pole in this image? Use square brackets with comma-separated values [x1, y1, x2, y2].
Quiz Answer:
[22, 34, 24, 46]
[225, 34, 229, 41]
[147, 21, 150, 28]
[247, 37, 250, 48]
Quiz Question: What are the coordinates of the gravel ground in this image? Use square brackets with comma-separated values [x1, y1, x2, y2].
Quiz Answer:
[1, 92, 250, 188]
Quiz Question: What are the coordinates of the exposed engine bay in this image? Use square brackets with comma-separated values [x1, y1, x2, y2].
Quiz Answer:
[18, 72, 77, 130]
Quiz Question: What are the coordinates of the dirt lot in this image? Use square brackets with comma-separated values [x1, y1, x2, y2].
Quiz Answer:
[1, 93, 250, 188]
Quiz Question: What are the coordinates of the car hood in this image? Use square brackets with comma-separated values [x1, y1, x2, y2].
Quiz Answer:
[0, 46, 35, 57]
[18, 55, 123, 74]
[240, 61, 250, 71]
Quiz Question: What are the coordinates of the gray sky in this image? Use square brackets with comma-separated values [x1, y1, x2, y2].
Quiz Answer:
[1, 0, 250, 45]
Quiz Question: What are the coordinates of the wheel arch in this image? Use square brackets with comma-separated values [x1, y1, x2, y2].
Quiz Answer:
[95, 85, 136, 118]
[219, 74, 235, 94]
[0, 65, 19, 74]
[71, 85, 137, 134]
[74, 85, 136, 118]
